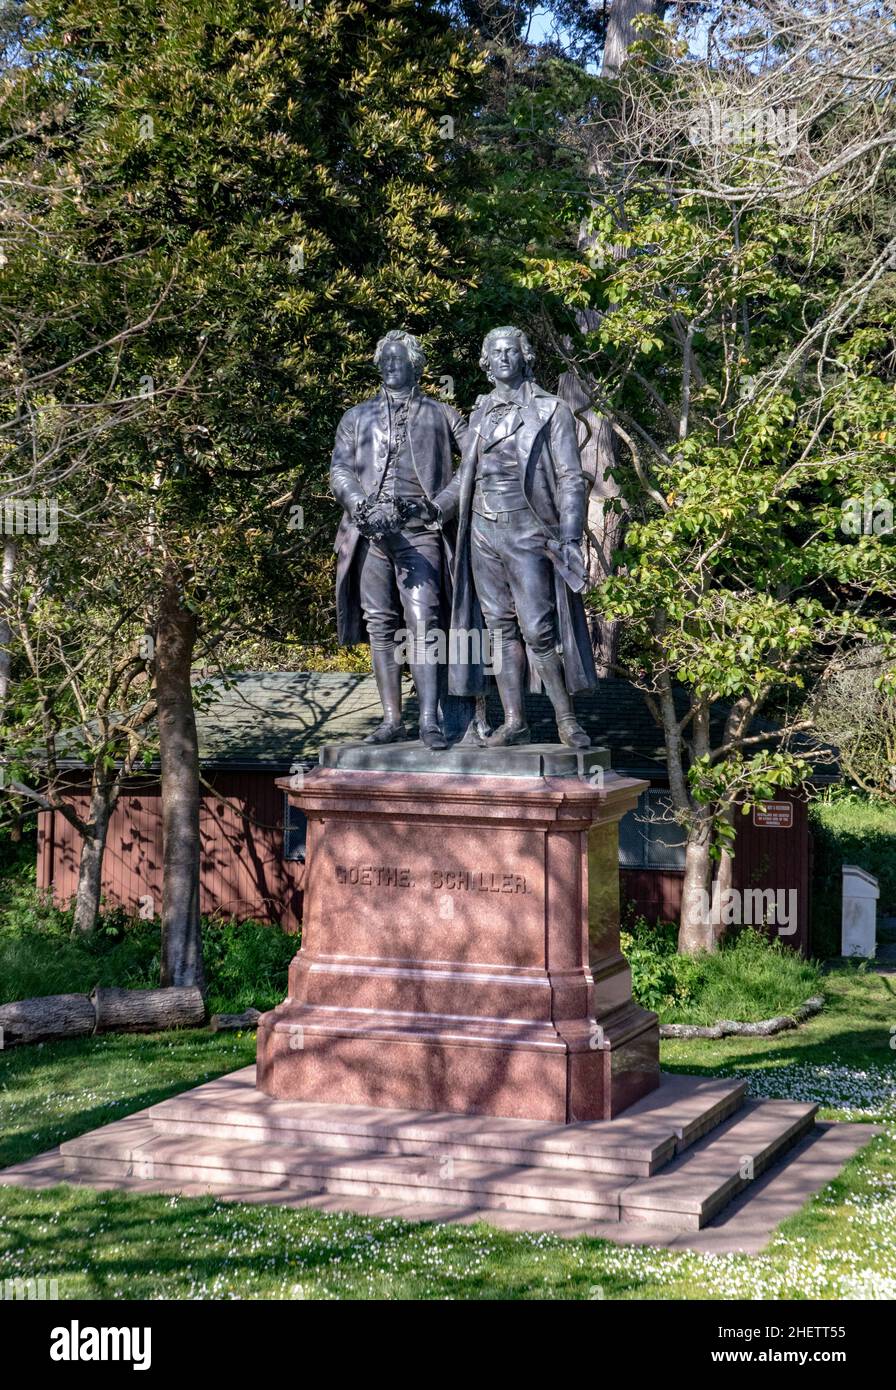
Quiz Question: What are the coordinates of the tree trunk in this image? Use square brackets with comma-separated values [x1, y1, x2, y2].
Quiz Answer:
[90, 985, 206, 1033]
[0, 539, 14, 818]
[71, 826, 106, 937]
[71, 787, 112, 936]
[0, 537, 14, 707]
[710, 805, 736, 949]
[678, 814, 714, 955]
[0, 987, 207, 1045]
[209, 1007, 261, 1032]
[602, 0, 664, 78]
[156, 563, 205, 991]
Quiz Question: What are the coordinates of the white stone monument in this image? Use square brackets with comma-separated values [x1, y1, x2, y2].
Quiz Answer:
[841, 865, 879, 959]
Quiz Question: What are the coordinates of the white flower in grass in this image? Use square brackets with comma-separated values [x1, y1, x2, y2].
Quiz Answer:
[731, 1062, 896, 1117]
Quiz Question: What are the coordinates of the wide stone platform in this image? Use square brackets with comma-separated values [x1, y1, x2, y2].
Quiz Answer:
[3, 1066, 880, 1250]
[12, 1063, 862, 1240]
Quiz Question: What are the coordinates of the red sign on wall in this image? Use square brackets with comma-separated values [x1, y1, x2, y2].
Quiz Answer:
[752, 801, 793, 829]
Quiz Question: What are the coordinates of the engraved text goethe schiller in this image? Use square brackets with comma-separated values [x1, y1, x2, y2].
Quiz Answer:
[334, 865, 529, 893]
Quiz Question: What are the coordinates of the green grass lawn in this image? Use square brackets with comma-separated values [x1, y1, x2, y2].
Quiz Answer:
[1, 967, 894, 1300]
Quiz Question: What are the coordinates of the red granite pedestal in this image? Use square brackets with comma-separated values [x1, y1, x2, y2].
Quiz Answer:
[257, 755, 659, 1123]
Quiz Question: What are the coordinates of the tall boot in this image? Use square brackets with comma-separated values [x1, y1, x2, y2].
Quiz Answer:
[411, 660, 447, 750]
[488, 634, 531, 747]
[533, 649, 589, 749]
[365, 645, 407, 743]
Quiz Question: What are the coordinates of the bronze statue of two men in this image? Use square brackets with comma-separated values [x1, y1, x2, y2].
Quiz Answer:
[330, 325, 598, 751]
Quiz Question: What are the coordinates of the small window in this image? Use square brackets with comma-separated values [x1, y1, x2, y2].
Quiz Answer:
[619, 789, 686, 870]
[283, 795, 308, 863]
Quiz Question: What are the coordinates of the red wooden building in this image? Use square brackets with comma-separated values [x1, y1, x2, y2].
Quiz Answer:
[37, 672, 829, 950]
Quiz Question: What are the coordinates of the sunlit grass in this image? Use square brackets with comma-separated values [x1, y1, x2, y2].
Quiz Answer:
[0, 970, 893, 1299]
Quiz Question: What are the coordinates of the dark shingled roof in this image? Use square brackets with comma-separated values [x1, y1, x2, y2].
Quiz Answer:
[186, 672, 836, 781]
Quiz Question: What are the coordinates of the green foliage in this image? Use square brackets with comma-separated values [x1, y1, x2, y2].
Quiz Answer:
[0, 902, 159, 1003]
[809, 794, 896, 957]
[1, 0, 488, 648]
[199, 916, 297, 1014]
[522, 21, 896, 889]
[620, 917, 697, 1013]
[0, 892, 296, 1013]
[622, 917, 824, 1023]
[0, 824, 36, 883]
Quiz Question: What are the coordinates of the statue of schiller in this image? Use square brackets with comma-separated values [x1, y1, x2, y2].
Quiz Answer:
[431, 325, 598, 748]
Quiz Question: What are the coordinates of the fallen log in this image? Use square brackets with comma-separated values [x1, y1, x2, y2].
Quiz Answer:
[0, 994, 96, 1047]
[658, 995, 825, 1040]
[90, 986, 206, 1034]
[209, 1008, 261, 1032]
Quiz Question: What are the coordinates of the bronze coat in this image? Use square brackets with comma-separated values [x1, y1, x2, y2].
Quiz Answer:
[330, 388, 467, 646]
[434, 382, 598, 698]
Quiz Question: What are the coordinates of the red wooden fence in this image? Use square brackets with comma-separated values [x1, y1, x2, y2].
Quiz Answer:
[37, 772, 305, 933]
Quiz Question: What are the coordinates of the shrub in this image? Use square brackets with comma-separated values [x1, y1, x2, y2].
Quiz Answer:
[200, 917, 297, 1015]
[621, 916, 824, 1024]
[619, 918, 697, 1014]
[0, 905, 161, 1004]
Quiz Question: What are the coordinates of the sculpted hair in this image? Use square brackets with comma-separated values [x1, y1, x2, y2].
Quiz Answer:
[373, 329, 426, 380]
[480, 326, 536, 383]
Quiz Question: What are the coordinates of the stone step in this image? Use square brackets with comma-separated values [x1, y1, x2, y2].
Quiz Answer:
[60, 1118, 624, 1220]
[148, 1067, 746, 1178]
[620, 1099, 819, 1230]
[59, 1095, 816, 1228]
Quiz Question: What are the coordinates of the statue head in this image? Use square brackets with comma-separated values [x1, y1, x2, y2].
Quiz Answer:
[374, 329, 425, 392]
[480, 325, 536, 387]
